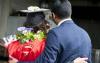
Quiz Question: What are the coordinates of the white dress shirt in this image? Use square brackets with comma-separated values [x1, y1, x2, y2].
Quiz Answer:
[58, 18, 72, 26]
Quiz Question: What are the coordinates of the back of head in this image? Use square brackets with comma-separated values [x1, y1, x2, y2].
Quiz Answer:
[23, 12, 50, 33]
[24, 12, 45, 28]
[23, 12, 45, 32]
[50, 0, 72, 19]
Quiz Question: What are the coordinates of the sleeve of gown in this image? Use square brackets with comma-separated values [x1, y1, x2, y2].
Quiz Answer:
[33, 30, 60, 63]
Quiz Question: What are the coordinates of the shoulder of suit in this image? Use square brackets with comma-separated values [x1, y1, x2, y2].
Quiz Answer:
[50, 27, 59, 32]
[48, 27, 61, 37]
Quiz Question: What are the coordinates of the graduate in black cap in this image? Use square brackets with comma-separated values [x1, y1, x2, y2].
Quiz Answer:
[21, 6, 50, 34]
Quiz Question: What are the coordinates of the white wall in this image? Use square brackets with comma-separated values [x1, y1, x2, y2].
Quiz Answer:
[5, 16, 26, 36]
[0, 0, 11, 38]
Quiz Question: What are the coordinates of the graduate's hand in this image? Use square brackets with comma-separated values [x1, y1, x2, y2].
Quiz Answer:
[73, 57, 88, 63]
[8, 55, 18, 63]
[8, 59, 17, 63]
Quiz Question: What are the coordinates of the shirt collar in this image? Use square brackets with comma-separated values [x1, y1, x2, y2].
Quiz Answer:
[58, 18, 72, 26]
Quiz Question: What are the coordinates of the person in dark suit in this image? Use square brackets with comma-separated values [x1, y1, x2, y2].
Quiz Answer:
[32, 0, 92, 63]
[16, 0, 92, 63]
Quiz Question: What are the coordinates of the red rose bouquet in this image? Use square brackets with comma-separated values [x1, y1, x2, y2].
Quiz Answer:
[3, 27, 46, 61]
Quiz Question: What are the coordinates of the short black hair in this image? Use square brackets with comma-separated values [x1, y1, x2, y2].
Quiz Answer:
[50, 1, 72, 19]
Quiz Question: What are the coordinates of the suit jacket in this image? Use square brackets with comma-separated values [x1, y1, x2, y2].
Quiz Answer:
[18, 20, 92, 63]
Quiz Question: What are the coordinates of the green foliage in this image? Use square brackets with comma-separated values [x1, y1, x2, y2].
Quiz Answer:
[16, 31, 45, 44]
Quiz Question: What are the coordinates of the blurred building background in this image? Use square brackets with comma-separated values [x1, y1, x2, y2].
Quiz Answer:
[0, 0, 100, 63]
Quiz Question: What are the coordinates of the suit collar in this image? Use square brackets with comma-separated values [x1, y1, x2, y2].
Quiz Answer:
[57, 18, 72, 26]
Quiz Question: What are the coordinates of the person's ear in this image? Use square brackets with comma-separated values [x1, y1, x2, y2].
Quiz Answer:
[52, 13, 60, 19]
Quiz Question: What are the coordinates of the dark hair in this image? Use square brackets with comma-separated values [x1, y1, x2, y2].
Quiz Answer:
[24, 12, 45, 28]
[50, 0, 72, 19]
[23, 12, 50, 33]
